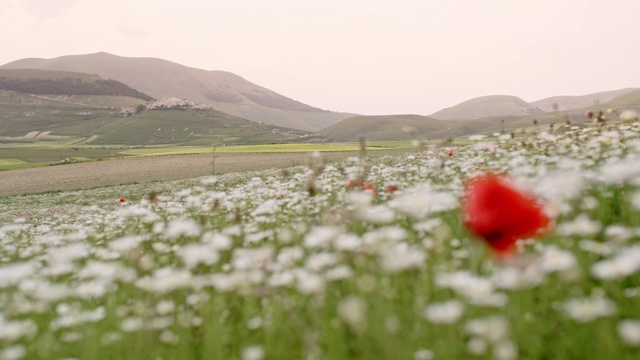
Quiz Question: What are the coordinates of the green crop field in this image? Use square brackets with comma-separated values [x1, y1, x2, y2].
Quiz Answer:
[0, 159, 26, 166]
[0, 143, 131, 170]
[121, 143, 400, 157]
[1, 121, 639, 359]
[1, 141, 411, 171]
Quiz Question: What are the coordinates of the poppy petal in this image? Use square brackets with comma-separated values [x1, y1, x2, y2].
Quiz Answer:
[463, 174, 549, 253]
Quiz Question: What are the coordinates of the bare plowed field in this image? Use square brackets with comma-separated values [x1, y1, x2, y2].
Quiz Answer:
[0, 150, 407, 196]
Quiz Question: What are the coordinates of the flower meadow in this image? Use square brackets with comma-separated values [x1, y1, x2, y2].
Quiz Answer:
[2, 121, 640, 360]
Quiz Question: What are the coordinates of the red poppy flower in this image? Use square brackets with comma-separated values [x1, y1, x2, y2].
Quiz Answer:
[386, 184, 399, 193]
[462, 173, 549, 254]
[348, 181, 377, 196]
[119, 198, 126, 203]
[448, 150, 453, 157]
[364, 184, 377, 197]
[348, 180, 363, 190]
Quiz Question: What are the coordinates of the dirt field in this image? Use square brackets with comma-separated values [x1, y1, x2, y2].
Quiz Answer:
[0, 150, 410, 196]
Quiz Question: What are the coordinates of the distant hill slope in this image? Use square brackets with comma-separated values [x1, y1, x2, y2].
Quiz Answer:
[530, 88, 638, 112]
[429, 95, 543, 120]
[477, 89, 640, 134]
[0, 52, 355, 131]
[0, 90, 326, 146]
[325, 87, 640, 141]
[429, 89, 637, 121]
[0, 69, 153, 101]
[600, 89, 640, 109]
[321, 115, 448, 141]
[321, 114, 502, 141]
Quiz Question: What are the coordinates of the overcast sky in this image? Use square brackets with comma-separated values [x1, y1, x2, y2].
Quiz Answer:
[1, 0, 639, 115]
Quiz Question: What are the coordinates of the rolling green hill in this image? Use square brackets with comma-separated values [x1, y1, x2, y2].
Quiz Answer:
[530, 88, 637, 112]
[321, 115, 446, 141]
[429, 95, 543, 120]
[0, 90, 325, 146]
[325, 88, 640, 142]
[0, 52, 355, 131]
[83, 107, 324, 146]
[320, 114, 504, 142]
[428, 89, 637, 121]
[597, 89, 640, 109]
[475, 89, 640, 134]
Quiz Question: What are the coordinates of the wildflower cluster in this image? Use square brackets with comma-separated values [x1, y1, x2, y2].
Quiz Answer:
[1, 122, 640, 359]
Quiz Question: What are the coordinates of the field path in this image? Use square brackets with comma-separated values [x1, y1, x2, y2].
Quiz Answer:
[0, 150, 406, 196]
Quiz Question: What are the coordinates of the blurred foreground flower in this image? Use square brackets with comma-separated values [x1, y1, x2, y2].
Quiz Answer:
[348, 181, 377, 196]
[462, 173, 549, 255]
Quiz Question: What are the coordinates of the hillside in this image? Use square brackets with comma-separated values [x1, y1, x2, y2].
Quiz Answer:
[478, 89, 640, 133]
[0, 69, 153, 101]
[325, 87, 640, 142]
[0, 52, 355, 131]
[429, 95, 543, 120]
[530, 88, 638, 112]
[592, 88, 640, 110]
[322, 115, 447, 141]
[321, 114, 503, 142]
[428, 89, 637, 121]
[0, 90, 325, 146]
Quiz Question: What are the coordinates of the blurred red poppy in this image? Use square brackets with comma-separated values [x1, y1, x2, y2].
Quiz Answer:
[348, 181, 377, 196]
[386, 184, 399, 193]
[348, 180, 363, 190]
[364, 184, 377, 197]
[448, 150, 453, 157]
[119, 198, 126, 203]
[462, 173, 549, 254]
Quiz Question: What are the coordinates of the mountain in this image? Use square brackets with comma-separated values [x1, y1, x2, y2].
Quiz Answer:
[0, 68, 153, 101]
[0, 52, 355, 131]
[530, 88, 638, 112]
[429, 95, 543, 120]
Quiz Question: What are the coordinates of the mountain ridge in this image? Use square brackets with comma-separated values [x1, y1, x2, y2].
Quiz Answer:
[326, 88, 640, 141]
[0, 52, 355, 131]
[430, 95, 544, 120]
[429, 89, 638, 120]
[530, 88, 637, 112]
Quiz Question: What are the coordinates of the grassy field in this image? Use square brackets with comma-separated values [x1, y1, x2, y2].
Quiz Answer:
[0, 140, 414, 171]
[0, 159, 26, 166]
[0, 121, 639, 359]
[0, 143, 131, 170]
[121, 143, 411, 156]
[0, 149, 415, 196]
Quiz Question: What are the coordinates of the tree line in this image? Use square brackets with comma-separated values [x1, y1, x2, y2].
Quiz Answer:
[0, 77, 154, 101]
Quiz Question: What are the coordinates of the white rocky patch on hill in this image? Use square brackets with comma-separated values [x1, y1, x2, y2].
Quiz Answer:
[148, 97, 210, 110]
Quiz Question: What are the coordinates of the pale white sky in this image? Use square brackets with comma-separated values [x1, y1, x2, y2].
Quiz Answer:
[1, 0, 639, 115]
